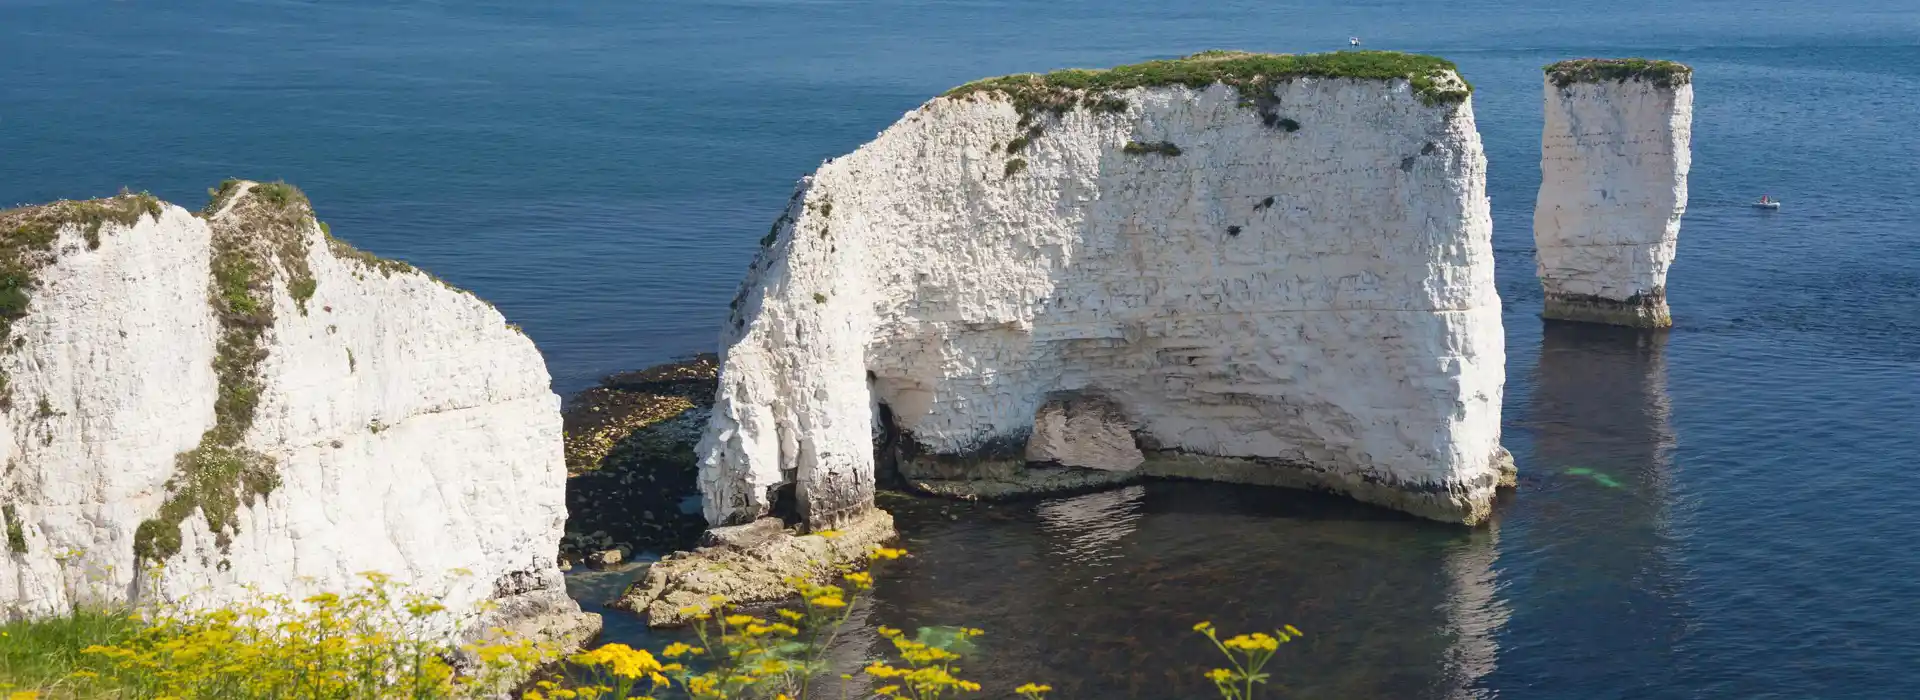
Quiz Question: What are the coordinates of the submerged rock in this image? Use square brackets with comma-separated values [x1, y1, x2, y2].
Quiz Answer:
[1534, 58, 1694, 328]
[700, 50, 1510, 527]
[560, 356, 716, 561]
[0, 182, 593, 645]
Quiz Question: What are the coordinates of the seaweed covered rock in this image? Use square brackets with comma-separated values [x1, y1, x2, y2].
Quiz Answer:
[0, 182, 592, 645]
[560, 356, 716, 562]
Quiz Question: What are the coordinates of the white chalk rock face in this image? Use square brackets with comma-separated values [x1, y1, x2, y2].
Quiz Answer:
[0, 184, 592, 644]
[1534, 60, 1694, 327]
[700, 52, 1511, 527]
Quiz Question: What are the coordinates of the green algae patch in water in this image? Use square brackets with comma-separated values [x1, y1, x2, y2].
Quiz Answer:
[1564, 467, 1625, 489]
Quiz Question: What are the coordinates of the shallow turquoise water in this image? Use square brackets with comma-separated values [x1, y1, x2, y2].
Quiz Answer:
[7, 0, 1920, 696]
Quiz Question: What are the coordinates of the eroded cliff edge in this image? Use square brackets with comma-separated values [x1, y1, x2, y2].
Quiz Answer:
[0, 183, 595, 647]
[1534, 58, 1694, 328]
[698, 51, 1512, 529]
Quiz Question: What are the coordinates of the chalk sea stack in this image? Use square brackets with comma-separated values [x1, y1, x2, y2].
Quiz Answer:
[0, 183, 594, 648]
[1534, 58, 1694, 328]
[699, 50, 1513, 529]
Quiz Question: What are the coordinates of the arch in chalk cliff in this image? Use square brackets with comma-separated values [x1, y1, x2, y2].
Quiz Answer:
[699, 52, 1510, 530]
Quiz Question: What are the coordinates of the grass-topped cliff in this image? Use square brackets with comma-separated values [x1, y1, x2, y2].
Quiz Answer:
[945, 50, 1474, 110]
[1545, 58, 1693, 89]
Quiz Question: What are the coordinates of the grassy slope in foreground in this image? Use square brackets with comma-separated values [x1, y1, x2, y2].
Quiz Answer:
[1545, 58, 1693, 88]
[945, 49, 1473, 107]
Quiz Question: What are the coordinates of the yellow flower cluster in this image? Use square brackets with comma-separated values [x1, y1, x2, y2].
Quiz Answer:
[860, 626, 987, 699]
[1192, 621, 1304, 700]
[57, 572, 557, 699]
[1014, 682, 1054, 699]
[5, 546, 1091, 700]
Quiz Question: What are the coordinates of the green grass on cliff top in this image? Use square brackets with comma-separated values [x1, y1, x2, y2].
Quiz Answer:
[1545, 58, 1693, 88]
[945, 50, 1472, 106]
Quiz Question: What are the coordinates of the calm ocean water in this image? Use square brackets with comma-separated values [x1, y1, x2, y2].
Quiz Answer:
[7, 0, 1920, 697]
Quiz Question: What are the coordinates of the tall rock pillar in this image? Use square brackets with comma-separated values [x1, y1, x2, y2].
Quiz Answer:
[1534, 59, 1693, 328]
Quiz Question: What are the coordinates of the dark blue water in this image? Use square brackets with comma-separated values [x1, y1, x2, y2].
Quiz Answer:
[8, 0, 1920, 697]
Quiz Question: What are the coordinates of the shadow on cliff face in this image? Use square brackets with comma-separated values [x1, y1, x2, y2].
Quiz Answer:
[559, 355, 717, 564]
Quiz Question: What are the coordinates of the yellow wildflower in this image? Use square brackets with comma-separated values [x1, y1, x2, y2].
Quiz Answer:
[870, 547, 906, 560]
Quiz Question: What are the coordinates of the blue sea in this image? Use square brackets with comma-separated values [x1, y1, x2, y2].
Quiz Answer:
[6, 0, 1920, 697]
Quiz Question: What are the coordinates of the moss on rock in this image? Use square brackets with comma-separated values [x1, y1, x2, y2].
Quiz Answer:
[1545, 58, 1693, 89]
[0, 193, 167, 408]
[3, 501, 24, 554]
[561, 356, 719, 561]
[1122, 140, 1183, 156]
[134, 181, 316, 563]
[946, 50, 1473, 114]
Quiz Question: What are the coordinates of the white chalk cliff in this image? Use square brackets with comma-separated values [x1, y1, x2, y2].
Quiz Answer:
[699, 51, 1512, 528]
[1534, 59, 1693, 327]
[0, 183, 593, 644]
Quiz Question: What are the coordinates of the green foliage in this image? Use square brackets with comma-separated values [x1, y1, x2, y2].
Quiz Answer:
[249, 181, 309, 208]
[203, 179, 246, 216]
[1545, 58, 1693, 88]
[289, 277, 319, 313]
[0, 608, 145, 695]
[325, 233, 420, 278]
[1004, 158, 1028, 177]
[3, 501, 24, 553]
[946, 50, 1472, 110]
[0, 573, 551, 699]
[812, 293, 828, 304]
[132, 439, 277, 562]
[1123, 141, 1183, 156]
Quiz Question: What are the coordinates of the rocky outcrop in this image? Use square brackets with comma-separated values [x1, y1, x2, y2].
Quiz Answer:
[1534, 58, 1694, 328]
[0, 183, 594, 644]
[608, 508, 894, 627]
[699, 51, 1509, 527]
[560, 356, 715, 562]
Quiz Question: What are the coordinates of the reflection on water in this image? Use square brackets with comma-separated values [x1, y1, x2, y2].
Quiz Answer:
[1478, 322, 1688, 697]
[582, 322, 1697, 698]
[1034, 485, 1147, 571]
[860, 485, 1505, 699]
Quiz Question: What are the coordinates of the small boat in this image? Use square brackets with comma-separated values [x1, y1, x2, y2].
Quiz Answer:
[1753, 194, 1781, 210]
[1349, 36, 1362, 46]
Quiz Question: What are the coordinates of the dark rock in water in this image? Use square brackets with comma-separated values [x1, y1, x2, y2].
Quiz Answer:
[584, 548, 625, 568]
[561, 356, 717, 561]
